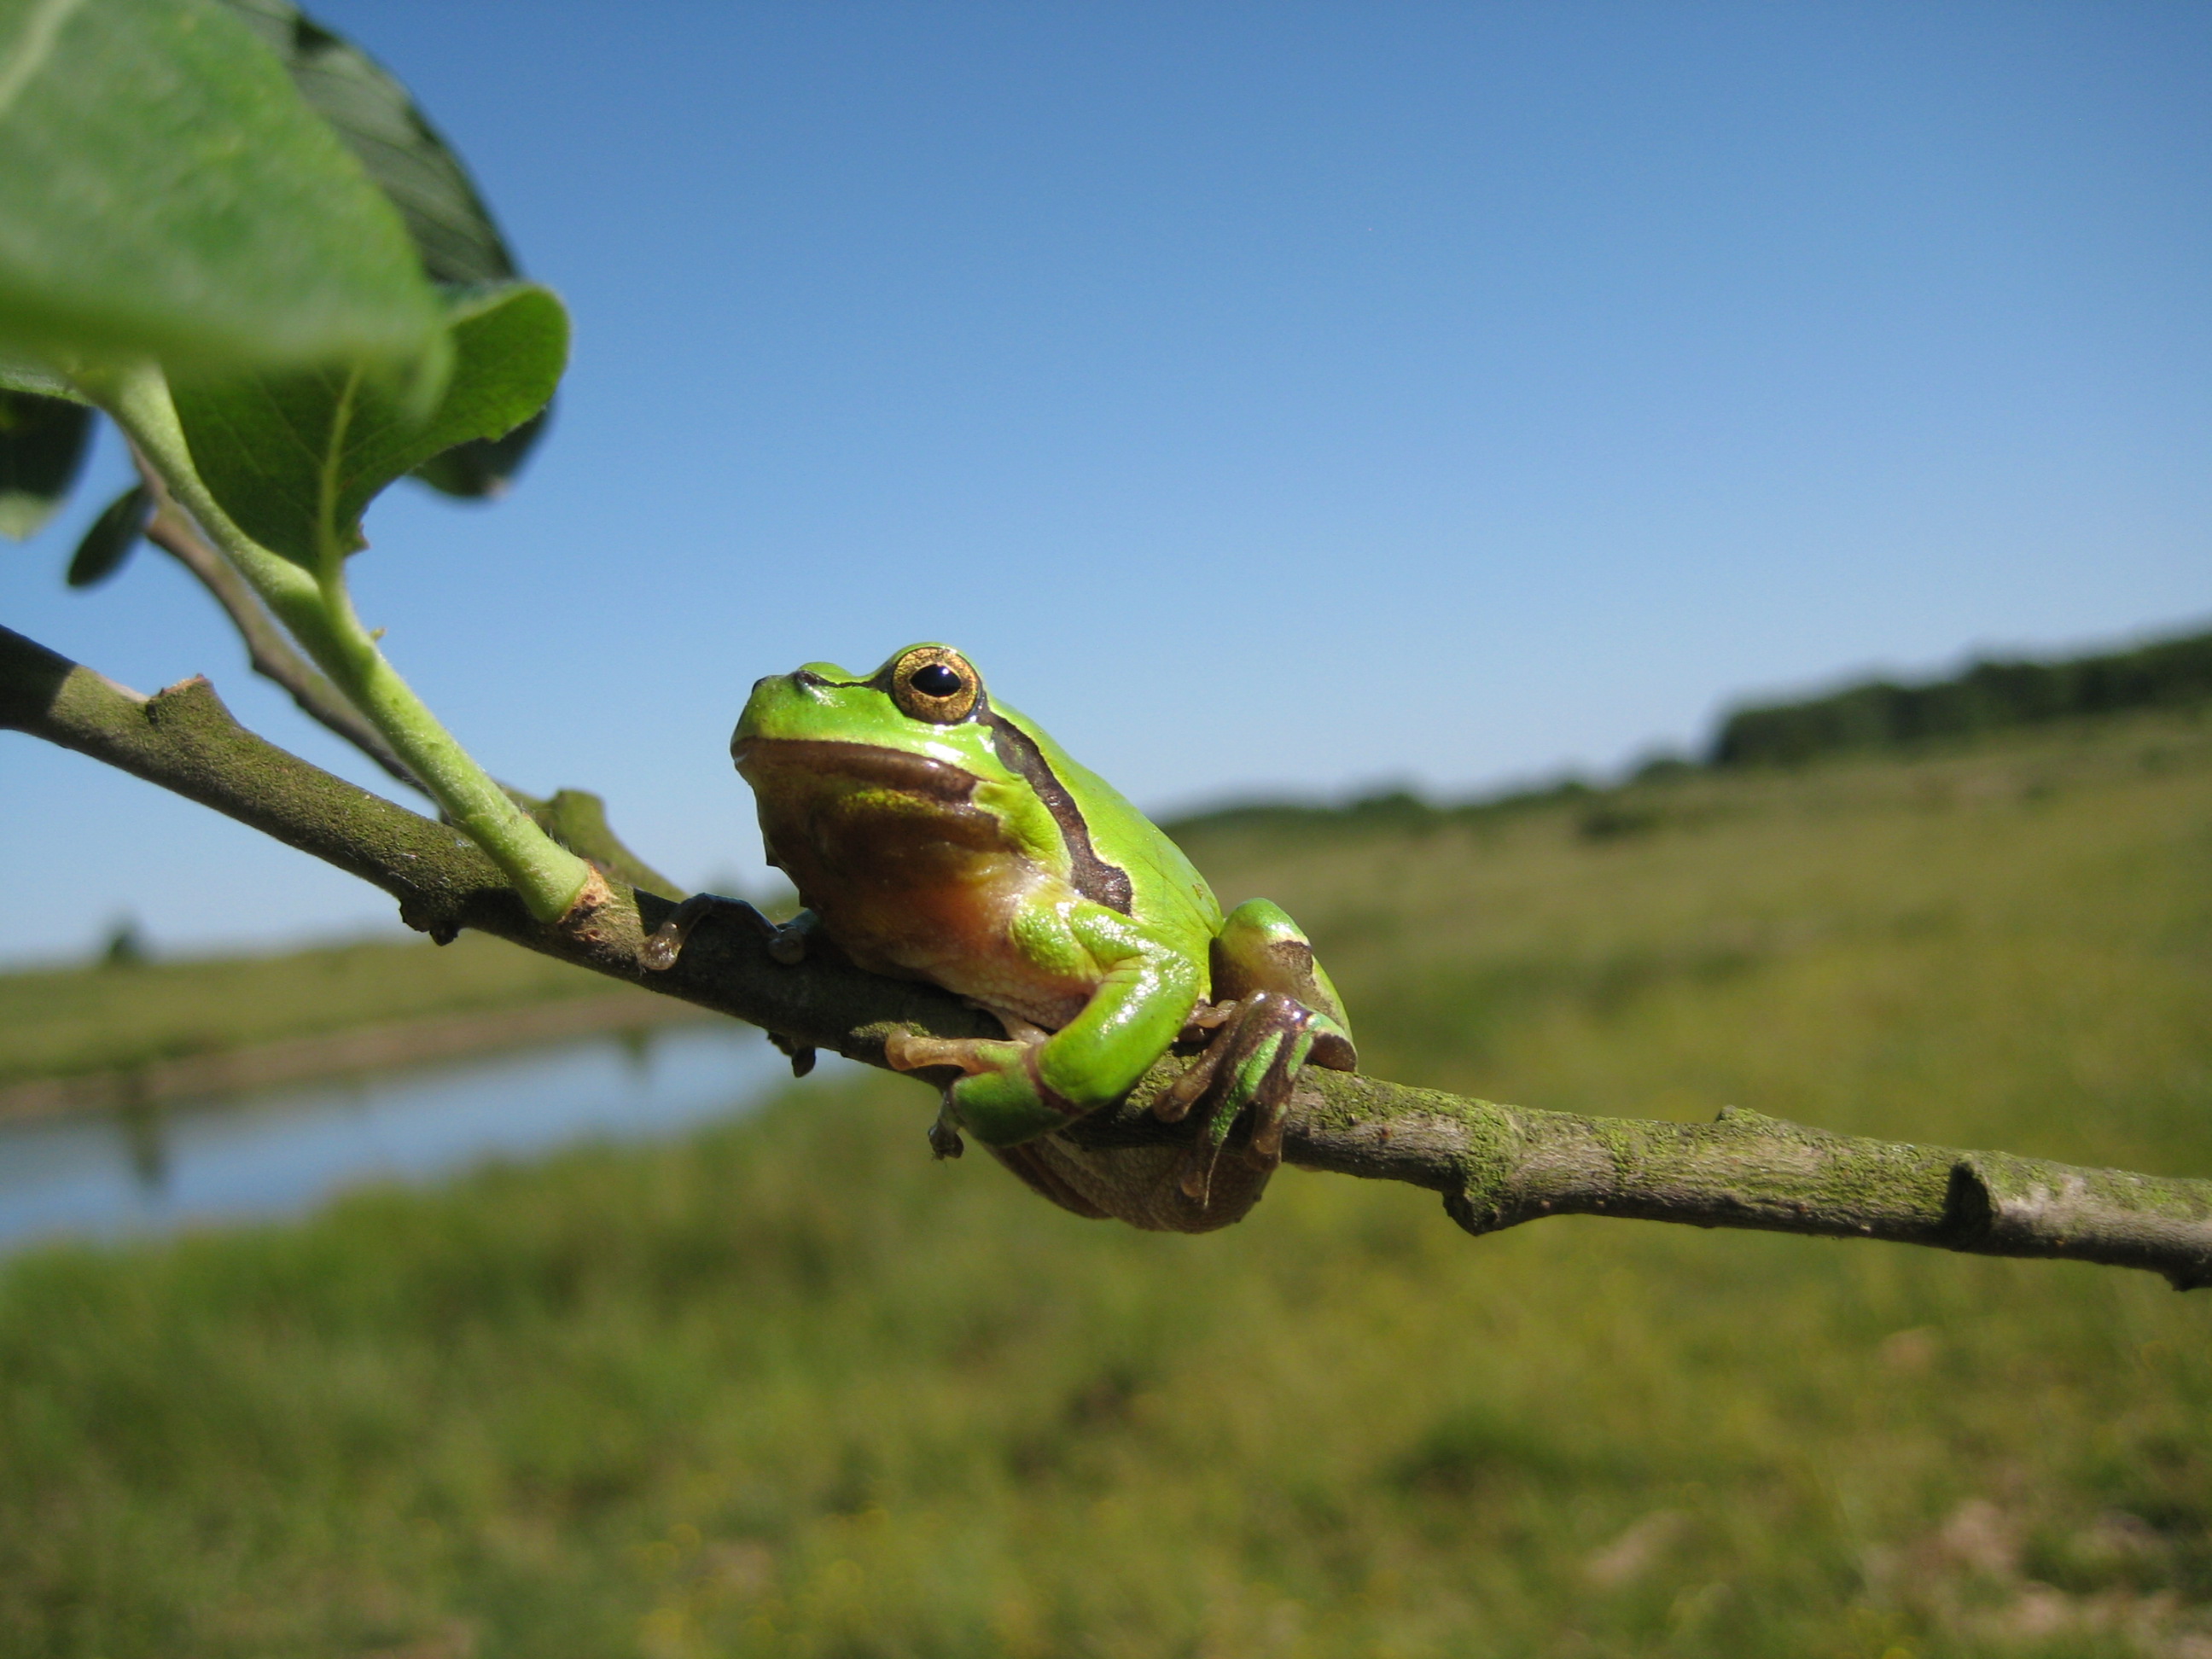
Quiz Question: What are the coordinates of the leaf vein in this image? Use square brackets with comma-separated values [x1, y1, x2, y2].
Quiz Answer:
[0, 0, 88, 127]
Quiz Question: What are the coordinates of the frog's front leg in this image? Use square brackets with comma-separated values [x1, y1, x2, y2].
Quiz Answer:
[641, 895, 819, 1072]
[893, 907, 1202, 1154]
[639, 892, 812, 969]
[883, 1016, 1048, 1160]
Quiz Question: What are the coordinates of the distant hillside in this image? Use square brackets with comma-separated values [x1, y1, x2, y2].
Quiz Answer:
[1711, 624, 2212, 767]
[1166, 621, 2212, 841]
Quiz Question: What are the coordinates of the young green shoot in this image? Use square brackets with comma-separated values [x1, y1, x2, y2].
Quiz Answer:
[90, 360, 592, 924]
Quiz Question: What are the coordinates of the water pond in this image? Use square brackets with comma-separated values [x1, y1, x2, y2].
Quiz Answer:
[0, 1023, 837, 1253]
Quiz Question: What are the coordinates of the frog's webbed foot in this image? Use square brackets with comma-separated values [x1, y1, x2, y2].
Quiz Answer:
[1155, 991, 1355, 1205]
[639, 893, 810, 971]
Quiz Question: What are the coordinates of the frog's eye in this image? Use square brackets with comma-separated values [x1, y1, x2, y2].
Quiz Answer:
[888, 646, 981, 724]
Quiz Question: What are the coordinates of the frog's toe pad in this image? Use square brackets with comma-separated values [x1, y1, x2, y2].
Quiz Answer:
[1178, 1144, 1214, 1203]
[638, 924, 684, 973]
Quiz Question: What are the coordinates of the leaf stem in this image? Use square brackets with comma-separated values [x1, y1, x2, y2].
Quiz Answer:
[130, 449, 424, 791]
[90, 363, 591, 923]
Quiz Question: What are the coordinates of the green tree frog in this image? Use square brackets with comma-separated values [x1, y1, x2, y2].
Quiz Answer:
[643, 643, 1355, 1232]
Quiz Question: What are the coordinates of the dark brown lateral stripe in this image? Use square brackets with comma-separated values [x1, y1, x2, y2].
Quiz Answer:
[984, 713, 1135, 913]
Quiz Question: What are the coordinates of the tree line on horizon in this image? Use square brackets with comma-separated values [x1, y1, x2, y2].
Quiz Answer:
[1165, 621, 2212, 839]
[1709, 622, 2212, 768]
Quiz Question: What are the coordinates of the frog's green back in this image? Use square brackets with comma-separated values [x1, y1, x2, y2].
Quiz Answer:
[988, 698, 1224, 946]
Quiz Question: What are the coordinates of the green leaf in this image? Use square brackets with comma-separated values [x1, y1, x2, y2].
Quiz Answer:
[0, 0, 446, 381]
[65, 479, 148, 585]
[211, 0, 551, 498]
[215, 0, 519, 288]
[0, 352, 84, 401]
[407, 405, 549, 499]
[0, 387, 91, 538]
[172, 282, 568, 568]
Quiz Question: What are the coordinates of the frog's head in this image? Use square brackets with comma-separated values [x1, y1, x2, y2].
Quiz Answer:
[732, 643, 1045, 852]
[732, 643, 1080, 939]
[732, 642, 1000, 784]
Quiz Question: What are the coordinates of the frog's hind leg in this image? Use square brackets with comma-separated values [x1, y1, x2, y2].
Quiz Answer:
[1155, 897, 1360, 1207]
[986, 1143, 1115, 1220]
[1156, 990, 1326, 1204]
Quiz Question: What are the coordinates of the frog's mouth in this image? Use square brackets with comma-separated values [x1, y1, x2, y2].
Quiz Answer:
[731, 737, 980, 803]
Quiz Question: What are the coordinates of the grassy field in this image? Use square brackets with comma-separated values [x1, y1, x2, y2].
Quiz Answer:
[2, 711, 2209, 1656]
[0, 932, 645, 1089]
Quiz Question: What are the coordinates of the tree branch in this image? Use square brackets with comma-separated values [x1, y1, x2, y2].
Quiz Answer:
[126, 451, 681, 899]
[8, 622, 2210, 1289]
[0, 623, 983, 1047]
[130, 450, 427, 795]
[1064, 1077, 2212, 1289]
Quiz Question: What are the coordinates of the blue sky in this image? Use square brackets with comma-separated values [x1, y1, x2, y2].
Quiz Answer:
[4, 1, 2208, 963]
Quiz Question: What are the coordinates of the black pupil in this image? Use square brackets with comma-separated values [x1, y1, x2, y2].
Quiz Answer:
[911, 663, 963, 697]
